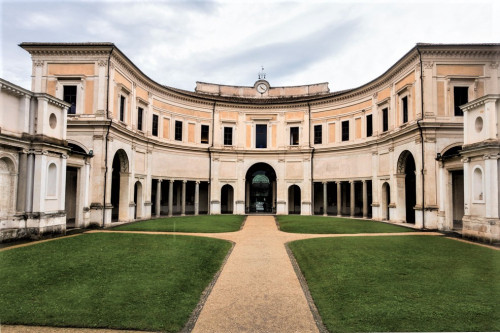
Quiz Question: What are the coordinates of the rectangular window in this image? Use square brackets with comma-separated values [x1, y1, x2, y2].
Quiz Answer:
[201, 125, 209, 144]
[314, 125, 322, 144]
[63, 85, 77, 114]
[454, 86, 468, 116]
[366, 114, 373, 137]
[152, 114, 158, 137]
[290, 127, 299, 145]
[402, 96, 408, 123]
[382, 108, 389, 132]
[256, 124, 267, 148]
[119, 95, 126, 122]
[223, 127, 233, 145]
[137, 107, 143, 131]
[175, 121, 183, 141]
[341, 120, 349, 142]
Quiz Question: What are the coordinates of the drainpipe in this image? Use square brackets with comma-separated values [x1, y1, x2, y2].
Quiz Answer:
[102, 46, 115, 227]
[416, 46, 426, 229]
[308, 102, 315, 215]
[208, 101, 216, 214]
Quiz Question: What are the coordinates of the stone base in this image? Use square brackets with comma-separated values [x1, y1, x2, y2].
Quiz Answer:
[462, 215, 500, 243]
[1, 212, 66, 243]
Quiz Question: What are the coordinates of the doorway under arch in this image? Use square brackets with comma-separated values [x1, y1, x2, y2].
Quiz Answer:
[245, 163, 277, 214]
[288, 185, 301, 214]
[381, 182, 390, 221]
[111, 149, 129, 221]
[398, 151, 416, 224]
[221, 184, 234, 214]
[134, 181, 143, 219]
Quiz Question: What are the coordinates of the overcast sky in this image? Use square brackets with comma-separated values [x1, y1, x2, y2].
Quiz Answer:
[1, 0, 498, 93]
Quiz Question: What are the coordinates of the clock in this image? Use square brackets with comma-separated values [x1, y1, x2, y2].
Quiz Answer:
[257, 83, 268, 93]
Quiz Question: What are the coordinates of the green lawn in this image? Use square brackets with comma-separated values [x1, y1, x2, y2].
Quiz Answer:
[113, 214, 246, 233]
[0, 233, 232, 332]
[289, 236, 500, 332]
[277, 215, 415, 233]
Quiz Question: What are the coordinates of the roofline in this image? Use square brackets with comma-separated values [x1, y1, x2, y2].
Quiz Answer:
[19, 42, 500, 106]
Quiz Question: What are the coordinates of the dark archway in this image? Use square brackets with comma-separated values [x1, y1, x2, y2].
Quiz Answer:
[288, 185, 301, 214]
[221, 184, 234, 214]
[245, 163, 277, 213]
[398, 151, 416, 224]
[111, 149, 129, 221]
[134, 181, 143, 219]
[382, 182, 390, 221]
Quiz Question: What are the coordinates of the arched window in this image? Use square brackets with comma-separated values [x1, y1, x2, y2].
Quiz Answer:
[472, 166, 484, 201]
[47, 163, 57, 197]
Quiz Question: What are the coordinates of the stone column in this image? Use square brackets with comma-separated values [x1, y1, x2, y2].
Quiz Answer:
[462, 158, 470, 216]
[195, 181, 200, 216]
[181, 180, 187, 216]
[245, 180, 250, 213]
[336, 181, 341, 216]
[485, 155, 499, 218]
[362, 180, 368, 218]
[323, 182, 328, 216]
[350, 181, 355, 217]
[168, 180, 173, 217]
[155, 179, 162, 217]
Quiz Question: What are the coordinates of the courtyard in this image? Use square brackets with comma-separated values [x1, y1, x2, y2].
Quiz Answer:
[1, 215, 498, 332]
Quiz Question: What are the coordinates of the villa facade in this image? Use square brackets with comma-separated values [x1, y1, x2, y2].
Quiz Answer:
[1, 42, 499, 242]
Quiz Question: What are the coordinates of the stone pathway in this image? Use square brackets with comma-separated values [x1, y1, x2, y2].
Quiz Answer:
[0, 216, 460, 333]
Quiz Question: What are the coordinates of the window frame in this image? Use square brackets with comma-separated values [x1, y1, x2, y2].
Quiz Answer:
[453, 86, 469, 117]
[255, 124, 268, 149]
[137, 107, 144, 131]
[341, 120, 349, 142]
[401, 95, 408, 124]
[290, 126, 299, 146]
[314, 124, 322, 144]
[175, 120, 183, 141]
[366, 114, 373, 137]
[223, 126, 233, 146]
[201, 124, 209, 144]
[152, 114, 159, 137]
[382, 107, 389, 132]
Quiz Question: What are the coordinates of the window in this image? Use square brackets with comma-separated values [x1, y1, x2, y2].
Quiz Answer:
[63, 86, 77, 114]
[366, 114, 373, 137]
[256, 124, 267, 148]
[175, 121, 183, 141]
[137, 107, 143, 131]
[223, 127, 233, 145]
[119, 95, 126, 122]
[290, 127, 299, 145]
[201, 125, 209, 144]
[152, 114, 158, 136]
[402, 96, 408, 124]
[382, 108, 389, 132]
[314, 125, 322, 144]
[454, 87, 468, 116]
[341, 120, 349, 141]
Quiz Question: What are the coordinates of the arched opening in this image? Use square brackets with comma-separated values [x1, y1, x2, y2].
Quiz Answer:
[47, 163, 57, 196]
[134, 181, 143, 219]
[111, 149, 129, 222]
[221, 184, 234, 214]
[398, 151, 416, 224]
[381, 182, 390, 221]
[473, 167, 483, 201]
[0, 157, 16, 217]
[441, 145, 464, 230]
[288, 185, 301, 214]
[245, 163, 277, 214]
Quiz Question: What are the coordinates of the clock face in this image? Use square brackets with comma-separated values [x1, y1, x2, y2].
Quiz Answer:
[257, 83, 268, 93]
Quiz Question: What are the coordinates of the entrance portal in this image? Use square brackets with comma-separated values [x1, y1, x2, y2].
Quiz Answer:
[245, 163, 277, 213]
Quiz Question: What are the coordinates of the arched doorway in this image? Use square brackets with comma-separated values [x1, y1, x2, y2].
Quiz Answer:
[245, 163, 277, 213]
[381, 182, 390, 221]
[134, 181, 143, 219]
[398, 151, 417, 224]
[221, 184, 234, 214]
[288, 185, 301, 214]
[111, 149, 129, 221]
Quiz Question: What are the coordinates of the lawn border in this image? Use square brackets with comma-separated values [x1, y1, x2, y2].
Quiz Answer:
[284, 241, 329, 333]
[180, 240, 236, 333]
